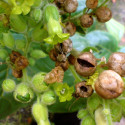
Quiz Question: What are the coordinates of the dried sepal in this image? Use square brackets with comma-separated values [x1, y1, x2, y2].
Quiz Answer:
[10, 51, 21, 64]
[68, 54, 76, 65]
[57, 54, 67, 62]
[86, 0, 98, 9]
[44, 66, 64, 84]
[12, 69, 23, 78]
[49, 49, 58, 61]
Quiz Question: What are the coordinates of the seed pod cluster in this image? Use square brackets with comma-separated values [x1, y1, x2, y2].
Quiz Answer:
[74, 52, 97, 77]
[44, 66, 64, 84]
[9, 51, 29, 78]
[49, 39, 73, 71]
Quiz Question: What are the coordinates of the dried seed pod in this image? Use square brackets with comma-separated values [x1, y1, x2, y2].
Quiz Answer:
[57, 54, 67, 62]
[80, 14, 93, 28]
[12, 69, 23, 78]
[64, 0, 78, 13]
[74, 52, 97, 77]
[49, 49, 58, 61]
[55, 0, 65, 7]
[75, 81, 93, 98]
[10, 51, 21, 63]
[68, 54, 76, 65]
[55, 60, 69, 71]
[63, 22, 76, 36]
[107, 52, 125, 77]
[86, 0, 98, 9]
[95, 70, 124, 99]
[95, 7, 112, 23]
[15, 56, 29, 70]
[44, 66, 64, 84]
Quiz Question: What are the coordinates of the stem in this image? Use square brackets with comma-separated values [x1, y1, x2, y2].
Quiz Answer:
[103, 99, 113, 125]
[69, 65, 82, 83]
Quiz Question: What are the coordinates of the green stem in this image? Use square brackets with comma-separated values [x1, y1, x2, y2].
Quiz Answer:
[103, 99, 113, 125]
[69, 65, 82, 83]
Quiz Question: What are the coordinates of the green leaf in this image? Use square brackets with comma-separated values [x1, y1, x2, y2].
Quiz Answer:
[106, 18, 125, 42]
[82, 47, 99, 52]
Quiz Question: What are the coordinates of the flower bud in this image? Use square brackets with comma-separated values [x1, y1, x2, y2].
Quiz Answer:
[32, 102, 48, 122]
[77, 109, 88, 119]
[86, 0, 98, 9]
[30, 49, 47, 59]
[81, 116, 95, 125]
[107, 52, 125, 76]
[41, 90, 56, 105]
[10, 51, 21, 64]
[0, 49, 8, 60]
[64, 0, 78, 13]
[12, 69, 23, 78]
[2, 79, 16, 92]
[74, 52, 97, 77]
[31, 72, 48, 93]
[80, 14, 93, 28]
[38, 120, 50, 125]
[75, 81, 93, 98]
[31, 9, 42, 23]
[14, 83, 34, 103]
[95, 7, 112, 23]
[10, 15, 27, 33]
[95, 70, 124, 99]
[15, 39, 26, 50]
[3, 32, 15, 49]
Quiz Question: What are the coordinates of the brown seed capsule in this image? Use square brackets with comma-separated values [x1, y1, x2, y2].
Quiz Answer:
[55, 0, 65, 7]
[80, 14, 93, 28]
[12, 69, 23, 78]
[63, 22, 76, 36]
[55, 60, 69, 71]
[68, 54, 76, 65]
[95, 7, 112, 23]
[74, 52, 97, 77]
[57, 54, 67, 62]
[10, 51, 21, 64]
[107, 52, 125, 77]
[15, 56, 29, 70]
[75, 81, 93, 98]
[44, 66, 64, 84]
[49, 49, 58, 61]
[55, 39, 73, 54]
[86, 0, 98, 9]
[95, 70, 124, 99]
[64, 0, 78, 13]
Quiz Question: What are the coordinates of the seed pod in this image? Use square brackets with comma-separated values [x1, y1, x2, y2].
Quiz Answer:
[55, 0, 65, 7]
[95, 7, 112, 23]
[44, 66, 64, 84]
[55, 60, 69, 71]
[86, 0, 98, 9]
[15, 56, 29, 70]
[64, 0, 78, 13]
[10, 51, 21, 64]
[12, 69, 23, 78]
[74, 52, 97, 77]
[55, 39, 73, 54]
[63, 22, 76, 36]
[75, 81, 93, 98]
[95, 70, 124, 99]
[107, 52, 125, 77]
[57, 54, 67, 62]
[49, 49, 58, 61]
[80, 14, 93, 28]
[68, 54, 76, 65]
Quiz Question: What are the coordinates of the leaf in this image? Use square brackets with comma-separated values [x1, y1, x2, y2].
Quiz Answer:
[82, 47, 99, 52]
[106, 18, 125, 42]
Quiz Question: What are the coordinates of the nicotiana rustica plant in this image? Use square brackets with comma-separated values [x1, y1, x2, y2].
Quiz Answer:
[0, 0, 125, 125]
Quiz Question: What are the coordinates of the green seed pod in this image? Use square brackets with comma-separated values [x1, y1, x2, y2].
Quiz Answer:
[3, 32, 15, 49]
[14, 83, 34, 103]
[81, 116, 96, 125]
[15, 39, 26, 50]
[29, 57, 35, 66]
[31, 27, 48, 42]
[0, 49, 8, 60]
[31, 9, 42, 23]
[44, 4, 59, 23]
[2, 79, 16, 92]
[32, 102, 48, 122]
[30, 49, 47, 59]
[31, 72, 48, 93]
[10, 15, 27, 33]
[41, 90, 56, 105]
[77, 109, 88, 119]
